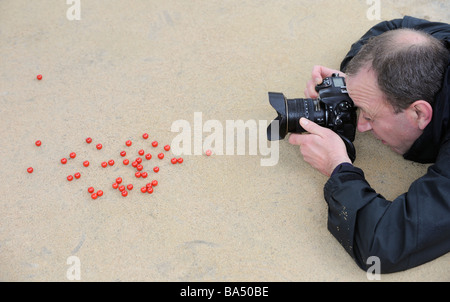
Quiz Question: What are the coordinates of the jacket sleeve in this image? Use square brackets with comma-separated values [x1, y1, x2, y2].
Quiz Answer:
[340, 16, 450, 71]
[324, 136, 450, 273]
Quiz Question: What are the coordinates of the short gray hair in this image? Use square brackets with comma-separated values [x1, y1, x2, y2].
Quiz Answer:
[345, 28, 449, 113]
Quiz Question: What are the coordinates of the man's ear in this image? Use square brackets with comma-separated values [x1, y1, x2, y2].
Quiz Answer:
[410, 100, 433, 130]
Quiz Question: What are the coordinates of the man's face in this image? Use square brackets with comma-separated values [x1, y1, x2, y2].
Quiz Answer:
[346, 67, 423, 155]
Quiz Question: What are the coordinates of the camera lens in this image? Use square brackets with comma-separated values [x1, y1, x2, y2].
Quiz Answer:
[267, 92, 326, 141]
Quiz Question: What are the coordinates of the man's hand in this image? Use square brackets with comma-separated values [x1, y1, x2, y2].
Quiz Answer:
[289, 118, 351, 177]
[304, 65, 344, 98]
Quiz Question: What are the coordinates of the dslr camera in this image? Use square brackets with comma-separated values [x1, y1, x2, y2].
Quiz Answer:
[267, 74, 357, 162]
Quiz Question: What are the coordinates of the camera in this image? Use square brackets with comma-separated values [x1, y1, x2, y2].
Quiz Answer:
[266, 74, 357, 162]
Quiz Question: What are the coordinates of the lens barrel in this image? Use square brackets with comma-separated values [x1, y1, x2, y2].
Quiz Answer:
[287, 98, 326, 133]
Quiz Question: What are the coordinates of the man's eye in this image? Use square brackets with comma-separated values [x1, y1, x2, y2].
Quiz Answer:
[361, 114, 372, 121]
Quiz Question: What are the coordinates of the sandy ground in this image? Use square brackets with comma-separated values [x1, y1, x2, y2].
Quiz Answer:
[1, 0, 449, 282]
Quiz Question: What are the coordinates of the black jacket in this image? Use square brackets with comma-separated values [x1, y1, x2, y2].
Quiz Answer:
[325, 16, 450, 273]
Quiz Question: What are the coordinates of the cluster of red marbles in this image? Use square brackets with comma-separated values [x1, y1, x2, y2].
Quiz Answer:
[28, 133, 188, 200]
[89, 134, 183, 199]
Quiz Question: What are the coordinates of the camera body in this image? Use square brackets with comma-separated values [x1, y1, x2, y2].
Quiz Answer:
[267, 73, 357, 161]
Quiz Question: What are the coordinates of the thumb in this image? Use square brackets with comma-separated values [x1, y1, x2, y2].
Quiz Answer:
[300, 118, 324, 136]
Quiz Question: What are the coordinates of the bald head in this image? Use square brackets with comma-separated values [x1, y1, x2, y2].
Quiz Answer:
[345, 28, 449, 112]
[390, 28, 431, 46]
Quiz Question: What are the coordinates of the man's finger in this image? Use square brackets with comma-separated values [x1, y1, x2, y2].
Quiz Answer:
[288, 133, 303, 146]
[300, 118, 327, 137]
[304, 79, 319, 98]
[311, 65, 341, 83]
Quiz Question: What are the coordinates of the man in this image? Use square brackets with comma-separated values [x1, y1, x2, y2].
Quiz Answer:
[289, 16, 450, 273]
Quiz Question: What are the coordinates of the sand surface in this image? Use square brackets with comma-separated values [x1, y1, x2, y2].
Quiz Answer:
[1, 0, 449, 281]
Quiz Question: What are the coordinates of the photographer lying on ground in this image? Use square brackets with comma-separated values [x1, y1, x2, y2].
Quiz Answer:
[289, 16, 450, 273]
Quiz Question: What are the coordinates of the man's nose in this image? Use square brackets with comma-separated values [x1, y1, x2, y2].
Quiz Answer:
[357, 114, 373, 132]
